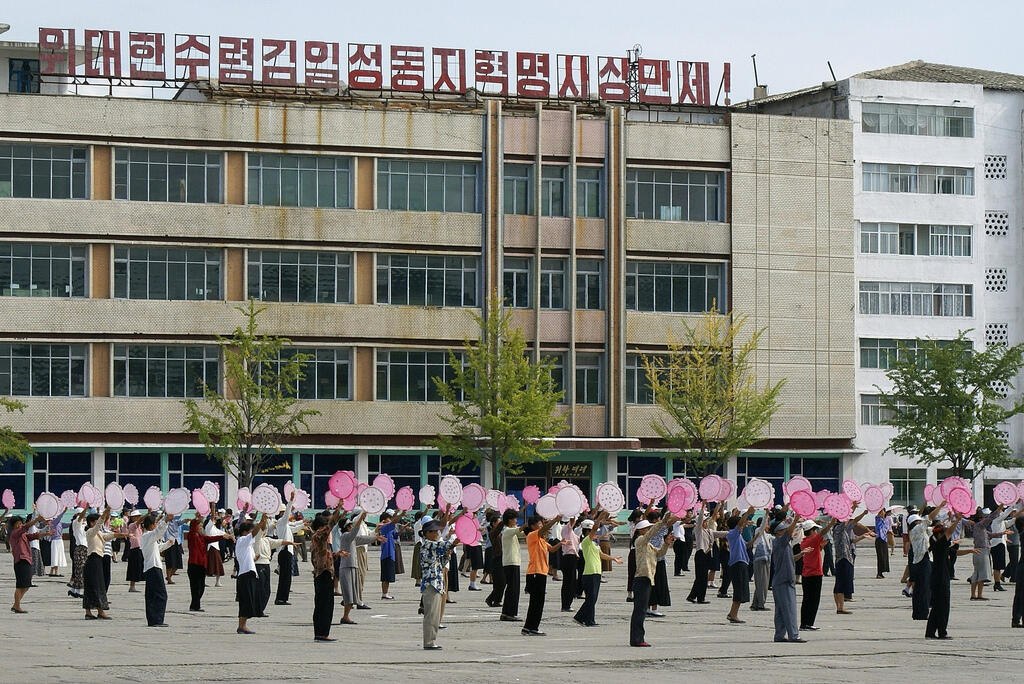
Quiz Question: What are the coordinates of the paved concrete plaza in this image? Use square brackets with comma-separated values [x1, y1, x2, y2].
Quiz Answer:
[3, 547, 1022, 683]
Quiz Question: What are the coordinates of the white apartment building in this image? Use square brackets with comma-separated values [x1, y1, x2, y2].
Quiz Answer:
[746, 61, 1024, 506]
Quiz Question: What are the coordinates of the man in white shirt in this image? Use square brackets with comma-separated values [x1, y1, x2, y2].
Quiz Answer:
[255, 513, 298, 616]
[140, 512, 175, 627]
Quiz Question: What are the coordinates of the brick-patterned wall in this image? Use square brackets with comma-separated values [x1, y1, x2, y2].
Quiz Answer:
[730, 113, 855, 439]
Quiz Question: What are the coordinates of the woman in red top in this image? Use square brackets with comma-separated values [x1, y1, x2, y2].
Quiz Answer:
[8, 512, 49, 613]
[798, 518, 836, 631]
[186, 517, 229, 612]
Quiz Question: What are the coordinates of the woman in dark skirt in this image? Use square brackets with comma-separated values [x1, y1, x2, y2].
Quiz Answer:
[125, 512, 145, 592]
[206, 514, 226, 586]
[163, 517, 184, 584]
[233, 521, 259, 634]
[84, 509, 126, 619]
[67, 508, 88, 599]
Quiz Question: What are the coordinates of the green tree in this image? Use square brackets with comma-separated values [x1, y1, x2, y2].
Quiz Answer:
[182, 300, 320, 492]
[0, 397, 33, 462]
[878, 331, 1024, 479]
[429, 291, 567, 490]
[645, 309, 784, 477]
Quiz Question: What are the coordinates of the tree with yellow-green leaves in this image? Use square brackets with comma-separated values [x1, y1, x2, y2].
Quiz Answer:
[644, 309, 784, 477]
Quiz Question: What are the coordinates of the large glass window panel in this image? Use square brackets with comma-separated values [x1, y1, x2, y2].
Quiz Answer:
[0, 242, 87, 298]
[114, 147, 221, 203]
[114, 246, 221, 300]
[625, 168, 724, 221]
[378, 159, 478, 213]
[376, 253, 477, 307]
[0, 144, 87, 199]
[0, 343, 87, 396]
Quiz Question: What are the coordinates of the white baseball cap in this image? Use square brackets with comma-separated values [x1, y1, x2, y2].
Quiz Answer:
[635, 520, 652, 531]
[581, 519, 595, 530]
[907, 514, 923, 525]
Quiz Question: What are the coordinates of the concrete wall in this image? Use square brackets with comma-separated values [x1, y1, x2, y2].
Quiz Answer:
[730, 112, 856, 440]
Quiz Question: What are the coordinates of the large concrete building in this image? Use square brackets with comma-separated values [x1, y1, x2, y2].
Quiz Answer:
[0, 43, 856, 511]
[745, 61, 1024, 506]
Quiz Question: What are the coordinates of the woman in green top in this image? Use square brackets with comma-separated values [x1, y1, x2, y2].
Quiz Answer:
[574, 511, 623, 627]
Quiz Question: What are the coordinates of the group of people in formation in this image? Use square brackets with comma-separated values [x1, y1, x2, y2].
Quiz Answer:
[5, 490, 1024, 647]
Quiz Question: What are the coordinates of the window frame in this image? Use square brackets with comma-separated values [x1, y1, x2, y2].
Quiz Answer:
[625, 259, 726, 313]
[0, 242, 88, 298]
[575, 352, 604, 405]
[503, 163, 533, 215]
[375, 349, 463, 402]
[376, 159, 479, 213]
[375, 253, 478, 307]
[246, 249, 352, 304]
[539, 257, 566, 310]
[503, 256, 531, 309]
[113, 245, 222, 301]
[113, 344, 219, 398]
[0, 343, 88, 397]
[625, 168, 725, 222]
[113, 147, 223, 204]
[0, 144, 88, 200]
[247, 153, 352, 209]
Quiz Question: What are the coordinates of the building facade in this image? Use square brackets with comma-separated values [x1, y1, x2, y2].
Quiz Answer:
[747, 61, 1024, 506]
[0, 50, 856, 512]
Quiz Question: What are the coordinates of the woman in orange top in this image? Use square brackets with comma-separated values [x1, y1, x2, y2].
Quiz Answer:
[522, 515, 564, 636]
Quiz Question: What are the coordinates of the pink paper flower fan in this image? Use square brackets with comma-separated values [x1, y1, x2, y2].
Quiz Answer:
[947, 487, 974, 515]
[522, 485, 541, 504]
[929, 485, 945, 507]
[535, 494, 558, 519]
[202, 481, 220, 504]
[813, 490, 830, 510]
[329, 471, 355, 500]
[324, 491, 340, 509]
[863, 486, 885, 513]
[192, 489, 211, 517]
[291, 489, 311, 512]
[236, 487, 251, 504]
[455, 515, 477, 544]
[822, 493, 851, 521]
[699, 475, 722, 502]
[372, 473, 396, 500]
[786, 476, 812, 494]
[461, 483, 486, 512]
[841, 479, 863, 503]
[122, 484, 139, 506]
[418, 485, 436, 507]
[994, 481, 1019, 507]
[789, 490, 816, 518]
[395, 486, 415, 511]
[2, 488, 15, 509]
[924, 484, 936, 502]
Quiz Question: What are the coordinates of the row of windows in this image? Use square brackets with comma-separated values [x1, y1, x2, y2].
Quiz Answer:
[0, 243, 619, 309]
[862, 163, 974, 196]
[2, 144, 719, 223]
[0, 343, 619, 405]
[859, 223, 972, 257]
[859, 281, 973, 317]
[861, 102, 974, 138]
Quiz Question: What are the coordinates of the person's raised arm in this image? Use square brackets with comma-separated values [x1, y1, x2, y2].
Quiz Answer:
[943, 513, 963, 540]
[738, 506, 755, 530]
[927, 501, 945, 522]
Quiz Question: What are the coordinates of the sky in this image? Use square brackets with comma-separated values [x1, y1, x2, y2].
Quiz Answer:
[2, 0, 1023, 101]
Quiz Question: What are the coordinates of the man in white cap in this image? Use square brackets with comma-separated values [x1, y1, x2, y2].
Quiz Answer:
[420, 516, 462, 649]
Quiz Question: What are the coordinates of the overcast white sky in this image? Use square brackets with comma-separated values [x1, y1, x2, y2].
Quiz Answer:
[3, 0, 1023, 100]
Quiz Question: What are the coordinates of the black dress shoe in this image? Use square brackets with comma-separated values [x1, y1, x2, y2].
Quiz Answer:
[424, 645, 443, 650]
[356, 604, 371, 610]
[275, 600, 291, 606]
